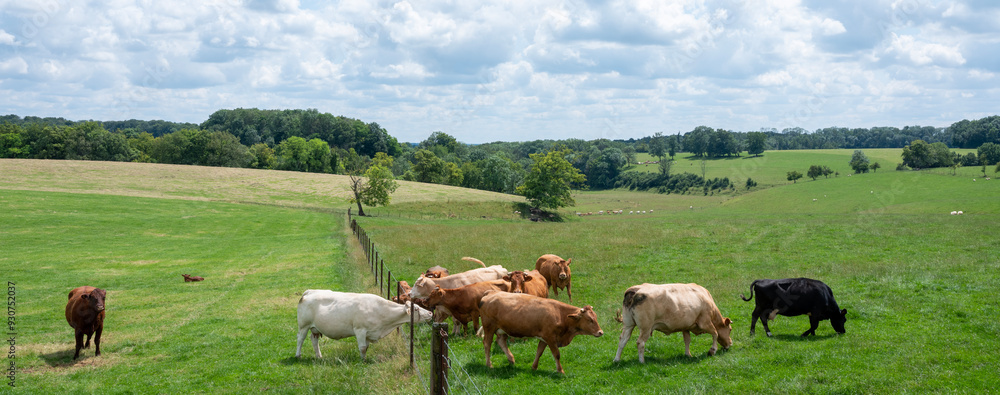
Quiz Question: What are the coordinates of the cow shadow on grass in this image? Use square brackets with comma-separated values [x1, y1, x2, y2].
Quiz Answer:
[460, 362, 569, 380]
[767, 333, 839, 342]
[39, 349, 83, 367]
[604, 353, 716, 371]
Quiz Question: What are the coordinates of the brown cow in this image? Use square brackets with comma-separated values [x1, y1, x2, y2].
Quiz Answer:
[613, 283, 733, 363]
[506, 270, 549, 298]
[479, 292, 603, 374]
[423, 279, 511, 335]
[182, 274, 204, 282]
[535, 254, 572, 301]
[423, 265, 449, 279]
[392, 281, 412, 304]
[65, 286, 106, 360]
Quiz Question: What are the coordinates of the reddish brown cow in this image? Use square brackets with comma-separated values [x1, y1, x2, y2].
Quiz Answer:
[479, 292, 603, 374]
[423, 279, 511, 335]
[65, 286, 106, 360]
[392, 281, 412, 304]
[535, 254, 572, 301]
[506, 270, 549, 298]
[182, 274, 204, 282]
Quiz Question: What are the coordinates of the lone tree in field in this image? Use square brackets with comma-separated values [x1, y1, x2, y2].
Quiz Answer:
[807, 165, 823, 180]
[787, 170, 803, 183]
[348, 152, 399, 216]
[850, 150, 870, 173]
[649, 132, 667, 164]
[746, 131, 767, 157]
[870, 162, 881, 173]
[517, 148, 586, 210]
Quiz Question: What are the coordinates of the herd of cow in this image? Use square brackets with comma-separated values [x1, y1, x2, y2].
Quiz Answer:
[63, 255, 847, 375]
[292, 254, 849, 374]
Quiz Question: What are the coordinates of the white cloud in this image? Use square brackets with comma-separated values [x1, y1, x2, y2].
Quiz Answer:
[886, 33, 966, 67]
[0, 57, 28, 74]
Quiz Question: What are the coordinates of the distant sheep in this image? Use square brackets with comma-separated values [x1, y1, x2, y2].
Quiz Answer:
[950, 211, 957, 215]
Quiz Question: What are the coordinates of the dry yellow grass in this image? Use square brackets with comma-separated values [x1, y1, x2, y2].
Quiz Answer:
[0, 159, 522, 209]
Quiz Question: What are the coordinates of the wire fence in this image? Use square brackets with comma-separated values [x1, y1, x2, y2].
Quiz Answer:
[349, 208, 484, 394]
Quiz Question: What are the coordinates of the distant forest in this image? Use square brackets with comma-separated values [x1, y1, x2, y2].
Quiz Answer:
[2, 110, 998, 194]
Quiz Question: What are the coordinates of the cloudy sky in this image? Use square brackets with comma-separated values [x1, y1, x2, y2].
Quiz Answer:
[1, 0, 998, 143]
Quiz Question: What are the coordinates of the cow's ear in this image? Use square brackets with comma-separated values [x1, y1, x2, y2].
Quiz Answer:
[524, 275, 533, 282]
[840, 309, 847, 316]
[565, 259, 572, 265]
[502, 275, 511, 281]
[723, 318, 732, 326]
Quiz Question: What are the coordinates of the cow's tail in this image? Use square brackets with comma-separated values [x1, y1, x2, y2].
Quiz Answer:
[462, 257, 486, 268]
[740, 281, 757, 302]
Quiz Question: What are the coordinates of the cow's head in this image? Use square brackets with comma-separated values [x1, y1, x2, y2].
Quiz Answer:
[831, 308, 847, 334]
[83, 288, 106, 312]
[569, 305, 603, 338]
[552, 258, 571, 280]
[424, 265, 449, 279]
[424, 286, 445, 308]
[717, 317, 733, 350]
[504, 271, 531, 294]
[410, 276, 435, 299]
[403, 301, 434, 323]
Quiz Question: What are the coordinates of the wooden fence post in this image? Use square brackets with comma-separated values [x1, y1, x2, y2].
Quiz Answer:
[431, 322, 449, 395]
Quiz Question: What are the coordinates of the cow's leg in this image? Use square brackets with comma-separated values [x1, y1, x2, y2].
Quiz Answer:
[498, 334, 515, 364]
[482, 327, 496, 368]
[683, 331, 694, 357]
[94, 323, 102, 357]
[566, 283, 572, 302]
[802, 316, 820, 337]
[311, 329, 323, 358]
[760, 309, 774, 337]
[549, 342, 564, 374]
[73, 329, 84, 360]
[636, 326, 654, 363]
[531, 340, 547, 370]
[84, 330, 92, 349]
[613, 320, 635, 362]
[295, 326, 309, 358]
[749, 307, 762, 335]
[354, 329, 369, 359]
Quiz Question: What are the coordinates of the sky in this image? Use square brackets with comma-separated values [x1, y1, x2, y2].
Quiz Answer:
[1, 0, 998, 144]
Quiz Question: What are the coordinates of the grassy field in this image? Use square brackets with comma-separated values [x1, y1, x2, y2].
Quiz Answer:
[2, 156, 998, 393]
[629, 149, 981, 188]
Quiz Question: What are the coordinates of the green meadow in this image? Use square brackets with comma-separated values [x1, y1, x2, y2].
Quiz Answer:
[2, 151, 998, 393]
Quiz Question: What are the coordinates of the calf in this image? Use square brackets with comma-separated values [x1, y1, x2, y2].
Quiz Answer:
[296, 290, 433, 359]
[740, 278, 847, 337]
[506, 270, 549, 298]
[423, 279, 511, 335]
[535, 254, 572, 301]
[181, 274, 204, 282]
[479, 292, 603, 374]
[614, 283, 732, 363]
[65, 286, 107, 360]
[392, 281, 412, 304]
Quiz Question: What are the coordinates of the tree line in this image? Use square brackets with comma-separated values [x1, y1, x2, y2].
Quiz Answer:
[3, 111, 1000, 201]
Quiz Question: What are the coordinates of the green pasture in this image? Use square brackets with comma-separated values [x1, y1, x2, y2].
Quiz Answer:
[2, 156, 998, 393]
[629, 149, 981, 188]
[0, 189, 427, 394]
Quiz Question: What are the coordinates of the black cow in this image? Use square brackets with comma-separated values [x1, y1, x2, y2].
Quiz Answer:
[740, 278, 847, 337]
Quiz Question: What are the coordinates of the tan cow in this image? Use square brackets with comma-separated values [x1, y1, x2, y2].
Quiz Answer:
[506, 270, 549, 298]
[423, 279, 512, 335]
[535, 254, 572, 300]
[479, 292, 603, 374]
[613, 283, 732, 363]
[409, 258, 508, 299]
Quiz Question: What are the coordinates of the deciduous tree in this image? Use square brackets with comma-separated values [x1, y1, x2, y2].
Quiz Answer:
[517, 148, 586, 210]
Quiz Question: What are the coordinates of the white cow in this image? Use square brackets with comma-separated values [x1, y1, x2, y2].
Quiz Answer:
[296, 290, 432, 359]
[410, 261, 509, 299]
[614, 283, 733, 363]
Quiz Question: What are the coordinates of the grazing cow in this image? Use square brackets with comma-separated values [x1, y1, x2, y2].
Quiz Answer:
[409, 260, 508, 299]
[423, 279, 512, 334]
[65, 286, 107, 360]
[535, 254, 572, 301]
[392, 281, 412, 304]
[479, 292, 603, 374]
[296, 290, 432, 359]
[740, 278, 847, 337]
[181, 274, 204, 282]
[613, 283, 732, 363]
